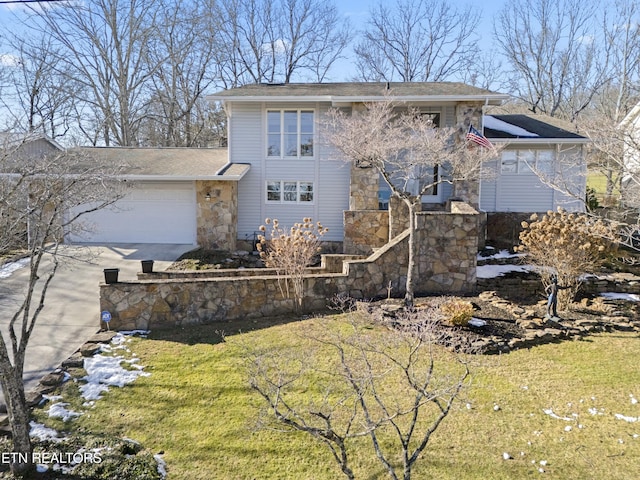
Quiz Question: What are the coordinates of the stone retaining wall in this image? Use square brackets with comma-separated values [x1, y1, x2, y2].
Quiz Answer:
[100, 203, 479, 330]
[478, 271, 640, 298]
[343, 210, 389, 255]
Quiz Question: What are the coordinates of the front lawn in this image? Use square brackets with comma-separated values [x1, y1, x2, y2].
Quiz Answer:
[61, 315, 640, 480]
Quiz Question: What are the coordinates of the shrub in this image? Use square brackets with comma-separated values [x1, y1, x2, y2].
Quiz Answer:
[440, 299, 475, 327]
[517, 208, 612, 310]
[257, 218, 328, 309]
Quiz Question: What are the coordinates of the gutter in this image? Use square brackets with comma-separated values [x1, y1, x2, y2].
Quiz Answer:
[208, 94, 510, 105]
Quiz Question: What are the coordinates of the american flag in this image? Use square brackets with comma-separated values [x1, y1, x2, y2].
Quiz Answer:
[466, 125, 494, 149]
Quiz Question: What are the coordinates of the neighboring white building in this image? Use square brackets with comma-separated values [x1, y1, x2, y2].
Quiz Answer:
[481, 114, 588, 213]
[620, 103, 640, 208]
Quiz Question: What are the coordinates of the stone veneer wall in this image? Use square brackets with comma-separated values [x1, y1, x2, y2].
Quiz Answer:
[349, 163, 379, 210]
[100, 203, 479, 330]
[414, 202, 479, 293]
[343, 210, 389, 255]
[196, 180, 237, 250]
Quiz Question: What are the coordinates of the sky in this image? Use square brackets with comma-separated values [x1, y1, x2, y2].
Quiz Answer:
[0, 0, 507, 75]
[331, 0, 507, 81]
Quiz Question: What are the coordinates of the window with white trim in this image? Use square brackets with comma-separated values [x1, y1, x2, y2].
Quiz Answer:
[500, 149, 555, 174]
[266, 181, 314, 203]
[267, 110, 314, 158]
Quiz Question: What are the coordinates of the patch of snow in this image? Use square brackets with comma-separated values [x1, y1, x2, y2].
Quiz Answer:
[631, 395, 638, 405]
[155, 454, 167, 478]
[600, 292, 640, 302]
[48, 402, 81, 422]
[36, 465, 49, 473]
[477, 249, 526, 260]
[503, 452, 512, 460]
[0, 258, 29, 279]
[543, 408, 573, 421]
[484, 115, 540, 137]
[477, 264, 534, 279]
[615, 414, 639, 423]
[564, 425, 572, 432]
[469, 318, 487, 327]
[29, 421, 62, 442]
[79, 352, 150, 401]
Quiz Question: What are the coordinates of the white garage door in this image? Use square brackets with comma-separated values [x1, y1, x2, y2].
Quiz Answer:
[67, 181, 197, 244]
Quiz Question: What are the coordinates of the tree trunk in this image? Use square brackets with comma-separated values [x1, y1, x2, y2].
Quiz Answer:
[404, 199, 416, 307]
[0, 367, 34, 477]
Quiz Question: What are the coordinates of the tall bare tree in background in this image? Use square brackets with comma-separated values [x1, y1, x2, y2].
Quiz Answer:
[141, 0, 221, 146]
[26, 0, 159, 146]
[0, 140, 123, 477]
[493, 0, 609, 121]
[353, 0, 480, 82]
[1, 35, 79, 141]
[215, 0, 351, 86]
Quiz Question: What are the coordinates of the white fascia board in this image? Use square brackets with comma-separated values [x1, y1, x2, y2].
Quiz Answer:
[120, 174, 247, 182]
[330, 94, 509, 105]
[209, 94, 509, 105]
[490, 138, 590, 145]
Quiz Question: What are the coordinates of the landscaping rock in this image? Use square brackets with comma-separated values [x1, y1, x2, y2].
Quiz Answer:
[87, 330, 118, 344]
[62, 352, 85, 369]
[39, 370, 66, 387]
[25, 391, 43, 408]
[80, 343, 102, 357]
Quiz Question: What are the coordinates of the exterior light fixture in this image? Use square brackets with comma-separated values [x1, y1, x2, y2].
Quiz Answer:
[205, 192, 211, 201]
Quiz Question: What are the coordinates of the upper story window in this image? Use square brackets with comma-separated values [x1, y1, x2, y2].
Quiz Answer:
[266, 181, 314, 203]
[267, 110, 314, 158]
[501, 150, 554, 175]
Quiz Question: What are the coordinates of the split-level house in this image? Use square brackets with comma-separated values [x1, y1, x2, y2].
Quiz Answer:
[209, 82, 588, 252]
[49, 82, 588, 252]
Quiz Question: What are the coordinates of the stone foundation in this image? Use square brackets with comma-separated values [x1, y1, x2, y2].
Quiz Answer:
[100, 203, 480, 330]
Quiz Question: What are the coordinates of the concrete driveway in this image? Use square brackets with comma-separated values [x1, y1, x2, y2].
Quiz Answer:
[0, 243, 194, 406]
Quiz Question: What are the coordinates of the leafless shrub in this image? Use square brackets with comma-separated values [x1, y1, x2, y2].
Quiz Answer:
[257, 217, 328, 310]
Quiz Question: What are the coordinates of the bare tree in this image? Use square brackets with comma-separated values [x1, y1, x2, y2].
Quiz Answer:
[26, 0, 160, 146]
[493, 0, 610, 121]
[600, 0, 640, 124]
[215, 0, 351, 86]
[141, 0, 221, 146]
[323, 98, 499, 306]
[353, 0, 480, 82]
[2, 34, 79, 141]
[246, 307, 471, 480]
[0, 139, 123, 476]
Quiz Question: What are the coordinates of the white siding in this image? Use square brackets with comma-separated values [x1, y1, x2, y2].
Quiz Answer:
[229, 101, 349, 242]
[483, 146, 586, 213]
[230, 103, 264, 243]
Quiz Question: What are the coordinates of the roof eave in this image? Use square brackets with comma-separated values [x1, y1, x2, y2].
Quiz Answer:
[120, 173, 248, 181]
[209, 94, 509, 105]
[490, 138, 590, 145]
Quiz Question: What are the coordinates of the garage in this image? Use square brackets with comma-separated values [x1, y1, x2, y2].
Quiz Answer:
[67, 181, 197, 244]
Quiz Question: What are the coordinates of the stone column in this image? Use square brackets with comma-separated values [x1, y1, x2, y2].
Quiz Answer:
[453, 101, 485, 208]
[349, 162, 379, 211]
[196, 180, 238, 251]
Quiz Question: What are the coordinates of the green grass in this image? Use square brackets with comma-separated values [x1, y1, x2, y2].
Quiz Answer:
[51, 318, 640, 480]
[588, 171, 621, 205]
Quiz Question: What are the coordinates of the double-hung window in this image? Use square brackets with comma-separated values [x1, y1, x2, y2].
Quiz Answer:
[500, 150, 555, 175]
[266, 181, 314, 203]
[267, 110, 314, 158]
